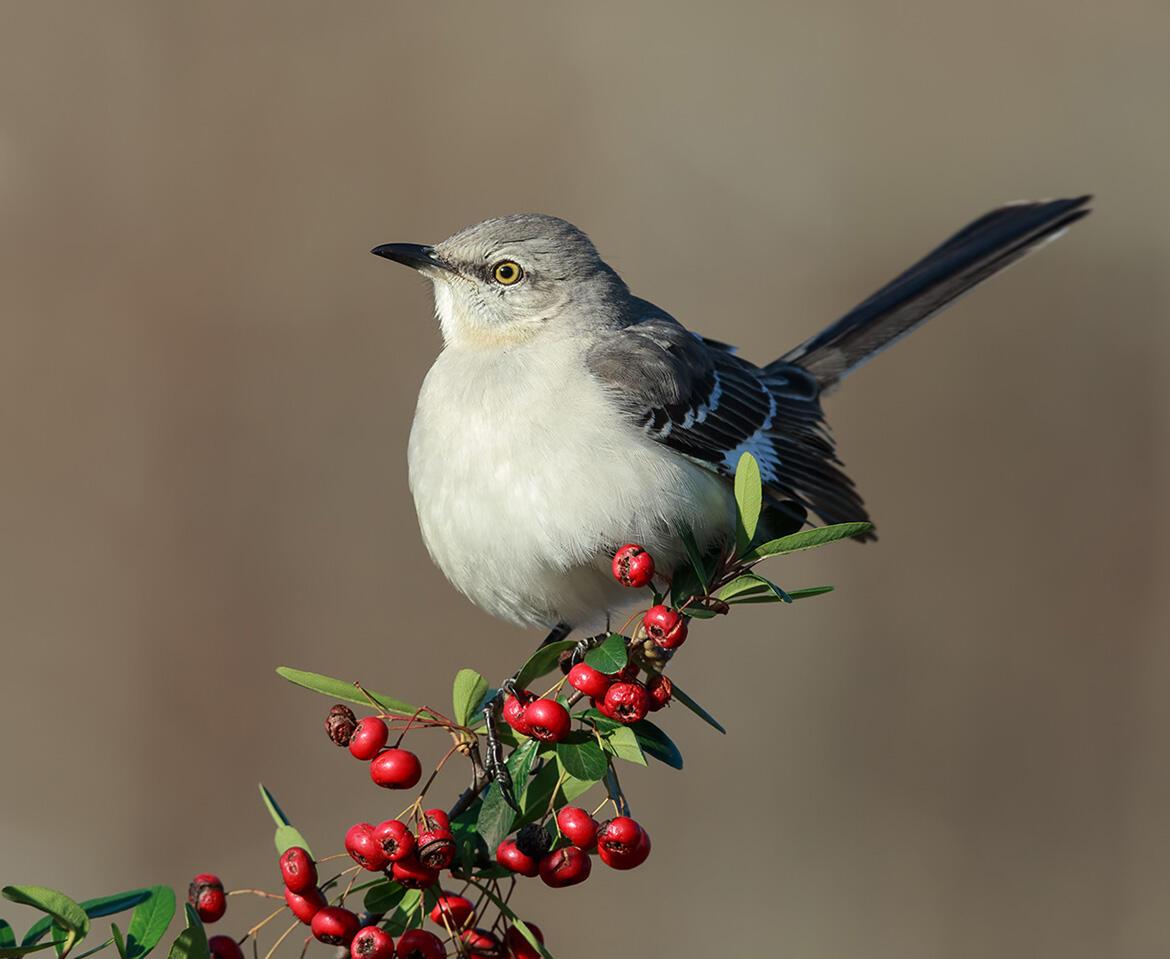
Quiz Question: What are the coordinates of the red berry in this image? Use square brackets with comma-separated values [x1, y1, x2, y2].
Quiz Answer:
[395, 929, 444, 959]
[312, 906, 360, 946]
[597, 816, 651, 870]
[567, 663, 612, 698]
[370, 748, 422, 789]
[421, 808, 450, 832]
[428, 893, 475, 929]
[555, 806, 598, 850]
[504, 923, 544, 959]
[612, 544, 654, 588]
[279, 846, 317, 894]
[415, 828, 456, 869]
[496, 839, 539, 877]
[208, 937, 243, 959]
[390, 853, 439, 890]
[348, 717, 389, 760]
[502, 691, 534, 735]
[460, 928, 503, 956]
[598, 681, 650, 724]
[645, 673, 673, 711]
[522, 698, 572, 743]
[538, 846, 592, 888]
[643, 605, 688, 649]
[351, 926, 394, 959]
[187, 875, 226, 924]
[373, 819, 415, 862]
[345, 822, 388, 871]
[284, 886, 326, 924]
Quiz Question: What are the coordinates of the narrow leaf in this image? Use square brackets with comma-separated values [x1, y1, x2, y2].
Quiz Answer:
[274, 667, 418, 718]
[476, 785, 515, 853]
[514, 761, 595, 830]
[0, 923, 15, 951]
[669, 561, 703, 609]
[125, 888, 174, 959]
[451, 669, 489, 728]
[554, 737, 608, 780]
[677, 525, 709, 593]
[22, 892, 151, 951]
[274, 825, 311, 857]
[0, 944, 66, 958]
[258, 783, 290, 826]
[600, 725, 646, 765]
[747, 522, 872, 559]
[110, 928, 127, 959]
[629, 719, 684, 769]
[582, 634, 627, 674]
[715, 574, 772, 601]
[755, 575, 793, 604]
[669, 683, 727, 733]
[729, 584, 834, 604]
[734, 452, 763, 555]
[466, 884, 556, 959]
[5, 888, 89, 954]
[362, 881, 407, 915]
[514, 639, 576, 691]
[165, 909, 206, 959]
[381, 890, 421, 937]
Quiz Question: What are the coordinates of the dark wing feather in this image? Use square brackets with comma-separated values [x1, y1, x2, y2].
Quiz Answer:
[586, 313, 872, 534]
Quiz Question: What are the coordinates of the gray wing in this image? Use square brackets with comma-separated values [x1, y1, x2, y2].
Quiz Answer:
[586, 308, 872, 532]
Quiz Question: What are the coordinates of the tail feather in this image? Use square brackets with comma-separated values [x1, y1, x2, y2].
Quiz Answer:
[781, 196, 1092, 391]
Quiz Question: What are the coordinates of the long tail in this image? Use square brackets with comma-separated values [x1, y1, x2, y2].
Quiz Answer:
[780, 196, 1092, 391]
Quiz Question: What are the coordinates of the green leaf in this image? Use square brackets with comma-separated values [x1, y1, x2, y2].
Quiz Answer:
[110, 928, 126, 959]
[362, 881, 407, 916]
[124, 888, 174, 959]
[514, 760, 595, 830]
[582, 634, 627, 674]
[555, 736, 608, 780]
[600, 725, 647, 765]
[747, 522, 873, 560]
[259, 784, 312, 856]
[629, 719, 684, 769]
[513, 639, 576, 691]
[451, 669, 489, 728]
[5, 888, 89, 955]
[715, 574, 772, 601]
[669, 561, 703, 608]
[274, 667, 419, 718]
[476, 784, 516, 853]
[381, 890, 421, 937]
[465, 883, 556, 959]
[68, 940, 113, 959]
[0, 923, 16, 951]
[1, 944, 66, 958]
[729, 584, 835, 604]
[677, 525, 709, 593]
[165, 908, 207, 959]
[22, 891, 154, 952]
[734, 451, 763, 554]
[669, 683, 727, 734]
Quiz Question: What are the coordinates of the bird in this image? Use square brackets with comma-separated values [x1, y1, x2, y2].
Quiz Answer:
[372, 197, 1090, 644]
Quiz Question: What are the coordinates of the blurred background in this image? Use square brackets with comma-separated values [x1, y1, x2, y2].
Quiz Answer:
[2, 2, 1168, 957]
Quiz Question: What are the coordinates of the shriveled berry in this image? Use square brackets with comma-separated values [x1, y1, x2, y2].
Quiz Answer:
[495, 839, 539, 877]
[284, 886, 326, 924]
[373, 819, 415, 862]
[539, 845, 591, 887]
[514, 823, 552, 860]
[428, 893, 475, 929]
[598, 681, 650, 724]
[643, 605, 688, 649]
[522, 698, 571, 743]
[351, 926, 394, 959]
[348, 717, 389, 760]
[612, 544, 654, 588]
[421, 808, 449, 832]
[279, 846, 317, 894]
[598, 816, 651, 870]
[208, 936, 243, 959]
[188, 874, 226, 924]
[505, 923, 544, 959]
[396, 929, 444, 959]
[645, 673, 673, 711]
[345, 822, 388, 871]
[390, 854, 439, 890]
[325, 704, 358, 747]
[415, 828, 455, 869]
[502, 691, 534, 735]
[311, 906, 360, 946]
[370, 748, 422, 789]
[555, 806, 598, 850]
[460, 928, 503, 957]
[567, 663, 611, 698]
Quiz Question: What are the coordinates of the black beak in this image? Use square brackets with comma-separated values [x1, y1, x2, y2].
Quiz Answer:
[370, 243, 452, 274]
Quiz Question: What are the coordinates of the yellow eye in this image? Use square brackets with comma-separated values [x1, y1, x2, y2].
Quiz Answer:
[492, 260, 523, 285]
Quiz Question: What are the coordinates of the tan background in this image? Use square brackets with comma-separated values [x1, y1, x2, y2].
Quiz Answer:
[2, 2, 1169, 957]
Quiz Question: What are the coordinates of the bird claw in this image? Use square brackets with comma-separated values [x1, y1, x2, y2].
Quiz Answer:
[569, 633, 606, 666]
[482, 695, 519, 812]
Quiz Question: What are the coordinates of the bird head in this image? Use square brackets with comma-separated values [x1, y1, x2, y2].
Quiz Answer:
[372, 214, 628, 348]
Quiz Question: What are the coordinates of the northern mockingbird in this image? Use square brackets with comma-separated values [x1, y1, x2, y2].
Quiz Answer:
[373, 197, 1090, 642]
